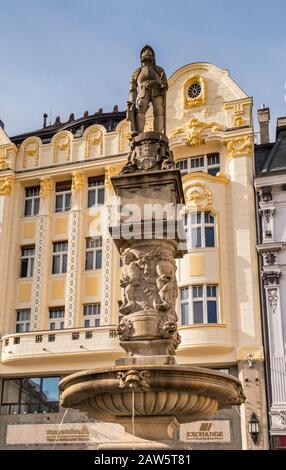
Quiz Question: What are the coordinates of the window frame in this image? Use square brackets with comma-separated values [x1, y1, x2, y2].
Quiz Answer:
[180, 285, 219, 325]
[175, 153, 220, 177]
[184, 211, 216, 249]
[55, 182, 72, 213]
[85, 237, 102, 271]
[87, 177, 105, 208]
[20, 245, 35, 278]
[23, 186, 40, 217]
[1, 376, 60, 415]
[15, 309, 31, 333]
[83, 303, 101, 327]
[52, 241, 68, 275]
[48, 307, 65, 330]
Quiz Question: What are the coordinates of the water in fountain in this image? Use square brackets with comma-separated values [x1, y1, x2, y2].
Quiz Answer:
[52, 408, 69, 450]
[132, 390, 135, 450]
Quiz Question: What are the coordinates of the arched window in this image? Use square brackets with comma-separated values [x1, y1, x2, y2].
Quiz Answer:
[184, 211, 215, 249]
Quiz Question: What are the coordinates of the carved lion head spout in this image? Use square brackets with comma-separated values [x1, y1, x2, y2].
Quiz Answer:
[117, 370, 150, 391]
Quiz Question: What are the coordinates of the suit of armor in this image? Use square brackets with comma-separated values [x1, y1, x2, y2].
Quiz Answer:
[128, 45, 168, 135]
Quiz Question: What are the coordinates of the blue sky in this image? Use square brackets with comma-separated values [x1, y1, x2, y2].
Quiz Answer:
[1, 0, 285, 139]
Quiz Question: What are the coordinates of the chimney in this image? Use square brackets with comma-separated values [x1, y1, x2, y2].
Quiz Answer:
[43, 113, 48, 128]
[0, 120, 4, 130]
[257, 105, 270, 144]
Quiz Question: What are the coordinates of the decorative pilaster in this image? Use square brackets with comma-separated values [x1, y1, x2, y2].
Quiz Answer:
[101, 169, 118, 325]
[262, 272, 286, 406]
[0, 173, 17, 335]
[260, 207, 275, 242]
[64, 172, 84, 328]
[31, 177, 53, 330]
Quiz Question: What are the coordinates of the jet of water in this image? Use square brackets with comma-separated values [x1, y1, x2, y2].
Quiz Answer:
[52, 408, 70, 450]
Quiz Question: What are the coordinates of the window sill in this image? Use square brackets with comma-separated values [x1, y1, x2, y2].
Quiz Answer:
[179, 323, 226, 329]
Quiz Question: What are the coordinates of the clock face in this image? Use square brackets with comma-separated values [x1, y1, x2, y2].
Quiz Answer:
[188, 82, 202, 99]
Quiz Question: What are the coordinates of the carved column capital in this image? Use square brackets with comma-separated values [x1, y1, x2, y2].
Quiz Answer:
[40, 177, 53, 198]
[0, 174, 14, 195]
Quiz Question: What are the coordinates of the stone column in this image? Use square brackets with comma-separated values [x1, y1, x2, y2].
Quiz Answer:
[64, 172, 84, 328]
[110, 133, 185, 366]
[31, 177, 53, 331]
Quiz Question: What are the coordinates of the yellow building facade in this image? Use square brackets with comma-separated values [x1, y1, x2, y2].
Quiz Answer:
[0, 62, 268, 449]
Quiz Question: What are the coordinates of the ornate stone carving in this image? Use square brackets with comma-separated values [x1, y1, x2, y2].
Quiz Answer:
[0, 157, 7, 169]
[119, 121, 131, 152]
[120, 132, 174, 174]
[263, 271, 281, 286]
[23, 138, 39, 167]
[72, 172, 85, 193]
[183, 74, 206, 108]
[225, 135, 253, 158]
[117, 318, 133, 341]
[54, 133, 71, 162]
[170, 118, 220, 146]
[158, 320, 181, 349]
[119, 246, 177, 318]
[267, 288, 279, 314]
[40, 177, 53, 198]
[183, 182, 213, 212]
[259, 186, 272, 202]
[224, 98, 252, 129]
[85, 127, 103, 158]
[117, 370, 150, 390]
[0, 175, 14, 195]
[105, 164, 124, 187]
[261, 208, 275, 241]
[233, 116, 245, 127]
[154, 249, 178, 312]
[264, 251, 277, 266]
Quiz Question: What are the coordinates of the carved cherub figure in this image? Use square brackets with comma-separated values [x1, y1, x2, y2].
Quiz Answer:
[154, 248, 178, 311]
[120, 248, 141, 315]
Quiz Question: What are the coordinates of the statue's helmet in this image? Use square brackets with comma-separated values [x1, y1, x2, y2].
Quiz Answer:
[140, 45, 155, 63]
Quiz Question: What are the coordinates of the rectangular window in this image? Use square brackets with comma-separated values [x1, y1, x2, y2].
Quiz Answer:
[180, 285, 218, 325]
[15, 309, 31, 333]
[1, 377, 60, 414]
[83, 303, 101, 327]
[176, 153, 220, 176]
[207, 153, 220, 176]
[24, 186, 40, 217]
[184, 211, 215, 250]
[87, 177, 105, 208]
[49, 307, 65, 330]
[175, 159, 188, 176]
[20, 246, 35, 278]
[85, 237, 102, 270]
[55, 181, 71, 213]
[52, 241, 68, 274]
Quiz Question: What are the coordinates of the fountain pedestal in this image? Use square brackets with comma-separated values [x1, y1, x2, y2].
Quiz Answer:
[60, 48, 245, 450]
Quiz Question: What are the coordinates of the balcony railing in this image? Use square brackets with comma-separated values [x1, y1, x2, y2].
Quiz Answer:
[1, 326, 120, 363]
[1, 324, 234, 364]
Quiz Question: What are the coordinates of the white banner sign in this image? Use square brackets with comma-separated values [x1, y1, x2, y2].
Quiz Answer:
[180, 420, 231, 443]
[6, 422, 124, 445]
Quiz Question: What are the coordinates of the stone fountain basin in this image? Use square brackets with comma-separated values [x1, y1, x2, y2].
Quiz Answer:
[60, 365, 245, 424]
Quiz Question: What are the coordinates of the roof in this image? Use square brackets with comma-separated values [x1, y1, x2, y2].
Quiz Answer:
[10, 110, 126, 147]
[255, 124, 286, 176]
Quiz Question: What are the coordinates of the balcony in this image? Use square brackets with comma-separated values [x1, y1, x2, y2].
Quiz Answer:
[1, 324, 234, 365]
[1, 326, 120, 364]
[177, 323, 234, 355]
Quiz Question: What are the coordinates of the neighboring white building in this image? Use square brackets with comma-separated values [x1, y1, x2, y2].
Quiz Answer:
[255, 111, 286, 450]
